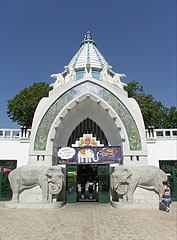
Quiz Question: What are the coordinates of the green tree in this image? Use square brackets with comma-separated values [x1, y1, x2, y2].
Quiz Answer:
[163, 106, 177, 128]
[125, 80, 177, 128]
[7, 82, 51, 128]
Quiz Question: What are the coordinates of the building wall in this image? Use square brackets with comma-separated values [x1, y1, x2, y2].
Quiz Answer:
[0, 129, 30, 167]
[146, 129, 177, 167]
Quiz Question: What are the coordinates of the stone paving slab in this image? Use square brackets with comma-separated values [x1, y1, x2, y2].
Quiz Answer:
[0, 201, 176, 240]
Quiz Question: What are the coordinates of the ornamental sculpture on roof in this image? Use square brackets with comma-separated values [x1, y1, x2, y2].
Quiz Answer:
[49, 32, 127, 89]
[84, 31, 93, 40]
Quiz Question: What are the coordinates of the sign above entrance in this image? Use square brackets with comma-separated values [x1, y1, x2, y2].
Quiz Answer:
[58, 147, 75, 159]
[58, 146, 122, 165]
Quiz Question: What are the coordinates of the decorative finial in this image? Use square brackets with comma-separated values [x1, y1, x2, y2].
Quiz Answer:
[80, 31, 96, 47]
[84, 31, 93, 40]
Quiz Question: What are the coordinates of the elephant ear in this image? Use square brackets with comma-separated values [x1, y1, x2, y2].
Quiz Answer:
[124, 168, 132, 179]
[45, 167, 64, 178]
[45, 168, 53, 178]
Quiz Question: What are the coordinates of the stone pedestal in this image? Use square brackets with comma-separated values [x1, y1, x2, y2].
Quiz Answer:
[6, 184, 66, 209]
[110, 200, 159, 209]
[111, 187, 160, 209]
[5, 201, 65, 209]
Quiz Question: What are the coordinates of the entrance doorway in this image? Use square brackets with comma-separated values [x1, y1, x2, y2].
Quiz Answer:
[66, 164, 110, 203]
[77, 165, 98, 202]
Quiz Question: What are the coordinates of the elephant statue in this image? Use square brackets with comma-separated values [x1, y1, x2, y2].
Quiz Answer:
[8, 165, 64, 203]
[111, 165, 167, 203]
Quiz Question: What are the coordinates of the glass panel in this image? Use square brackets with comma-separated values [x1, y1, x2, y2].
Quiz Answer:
[92, 67, 101, 80]
[92, 71, 100, 80]
[75, 68, 85, 80]
[76, 71, 84, 80]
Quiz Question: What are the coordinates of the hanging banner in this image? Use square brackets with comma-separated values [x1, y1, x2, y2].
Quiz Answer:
[58, 146, 122, 164]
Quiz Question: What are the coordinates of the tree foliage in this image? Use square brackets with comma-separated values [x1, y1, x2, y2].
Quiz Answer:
[7, 82, 51, 128]
[125, 81, 177, 128]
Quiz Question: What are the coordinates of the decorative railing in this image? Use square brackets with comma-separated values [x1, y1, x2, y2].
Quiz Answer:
[0, 128, 177, 140]
[145, 129, 177, 139]
[0, 128, 31, 139]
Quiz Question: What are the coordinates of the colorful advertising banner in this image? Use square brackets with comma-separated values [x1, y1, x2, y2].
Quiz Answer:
[58, 146, 122, 165]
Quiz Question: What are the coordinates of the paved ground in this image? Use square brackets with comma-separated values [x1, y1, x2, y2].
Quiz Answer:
[0, 202, 176, 240]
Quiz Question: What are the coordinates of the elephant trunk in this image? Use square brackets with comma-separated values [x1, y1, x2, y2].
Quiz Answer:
[49, 177, 63, 195]
[114, 182, 128, 195]
[93, 152, 99, 162]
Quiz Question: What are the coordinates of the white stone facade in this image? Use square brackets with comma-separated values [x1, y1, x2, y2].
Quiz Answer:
[28, 78, 147, 167]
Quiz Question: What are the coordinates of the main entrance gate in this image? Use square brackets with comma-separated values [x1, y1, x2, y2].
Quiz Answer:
[58, 146, 122, 204]
[66, 164, 110, 203]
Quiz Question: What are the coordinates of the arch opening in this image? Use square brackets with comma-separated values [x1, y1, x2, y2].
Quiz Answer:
[67, 118, 108, 147]
[49, 98, 124, 166]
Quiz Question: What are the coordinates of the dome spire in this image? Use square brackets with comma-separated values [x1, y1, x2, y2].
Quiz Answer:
[84, 31, 93, 40]
[50, 32, 127, 89]
[80, 31, 96, 47]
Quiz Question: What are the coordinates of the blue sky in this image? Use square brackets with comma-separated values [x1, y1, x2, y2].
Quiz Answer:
[0, 0, 176, 128]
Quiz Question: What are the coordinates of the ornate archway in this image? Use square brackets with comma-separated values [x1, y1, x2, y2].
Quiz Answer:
[67, 118, 108, 146]
[29, 80, 147, 166]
